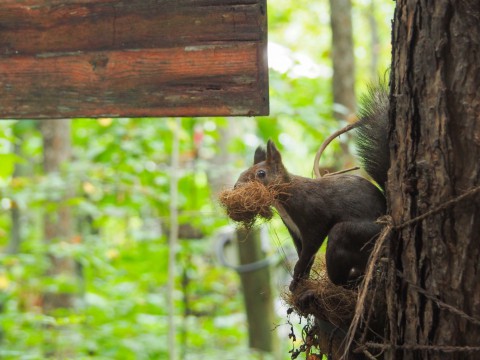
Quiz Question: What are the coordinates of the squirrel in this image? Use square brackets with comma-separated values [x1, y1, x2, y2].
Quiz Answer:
[234, 85, 389, 290]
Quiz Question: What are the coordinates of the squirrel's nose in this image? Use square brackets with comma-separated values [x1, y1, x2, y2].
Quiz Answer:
[234, 180, 246, 189]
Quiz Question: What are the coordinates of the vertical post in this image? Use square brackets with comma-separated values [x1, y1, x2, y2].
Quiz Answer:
[41, 119, 75, 310]
[8, 123, 24, 254]
[206, 119, 276, 355]
[40, 119, 76, 357]
[236, 227, 274, 354]
[168, 118, 181, 360]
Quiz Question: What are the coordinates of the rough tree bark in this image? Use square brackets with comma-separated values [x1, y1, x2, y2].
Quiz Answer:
[388, 1, 480, 359]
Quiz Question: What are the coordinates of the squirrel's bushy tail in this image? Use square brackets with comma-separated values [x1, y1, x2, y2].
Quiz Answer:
[355, 84, 390, 190]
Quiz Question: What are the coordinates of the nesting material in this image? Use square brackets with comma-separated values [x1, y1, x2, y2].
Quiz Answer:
[284, 258, 387, 359]
[283, 260, 358, 359]
[218, 181, 289, 227]
[285, 259, 357, 328]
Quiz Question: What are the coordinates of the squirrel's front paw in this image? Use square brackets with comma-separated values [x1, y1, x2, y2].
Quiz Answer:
[289, 278, 301, 292]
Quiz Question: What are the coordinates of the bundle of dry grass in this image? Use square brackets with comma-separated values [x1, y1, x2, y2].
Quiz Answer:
[218, 182, 289, 227]
[284, 262, 359, 359]
[285, 260, 357, 328]
[284, 259, 387, 359]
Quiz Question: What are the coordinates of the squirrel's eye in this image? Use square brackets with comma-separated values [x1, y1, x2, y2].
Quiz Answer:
[256, 170, 266, 178]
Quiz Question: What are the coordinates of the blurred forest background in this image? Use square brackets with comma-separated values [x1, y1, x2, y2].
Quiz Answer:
[0, 0, 394, 359]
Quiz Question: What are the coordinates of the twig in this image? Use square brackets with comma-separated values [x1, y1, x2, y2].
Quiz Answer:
[324, 166, 360, 177]
[313, 123, 357, 179]
[342, 221, 393, 358]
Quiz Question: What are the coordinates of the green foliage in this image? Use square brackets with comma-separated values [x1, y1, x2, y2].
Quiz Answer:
[0, 1, 394, 358]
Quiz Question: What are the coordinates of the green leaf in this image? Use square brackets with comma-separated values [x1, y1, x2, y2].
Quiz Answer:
[0, 153, 23, 179]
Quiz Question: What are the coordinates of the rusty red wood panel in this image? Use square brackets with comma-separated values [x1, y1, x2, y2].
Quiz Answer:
[0, 0, 268, 118]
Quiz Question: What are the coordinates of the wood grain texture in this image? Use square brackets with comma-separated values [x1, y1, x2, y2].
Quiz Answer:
[0, 0, 268, 118]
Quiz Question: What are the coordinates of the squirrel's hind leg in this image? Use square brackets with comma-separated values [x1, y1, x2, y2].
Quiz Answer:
[326, 221, 382, 286]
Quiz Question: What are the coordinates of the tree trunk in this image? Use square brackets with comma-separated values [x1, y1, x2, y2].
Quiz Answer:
[329, 0, 356, 121]
[388, 1, 480, 359]
[367, 0, 380, 79]
[8, 123, 25, 254]
[40, 119, 77, 356]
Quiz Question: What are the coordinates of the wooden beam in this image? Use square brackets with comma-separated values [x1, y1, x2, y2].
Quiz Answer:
[0, 0, 268, 118]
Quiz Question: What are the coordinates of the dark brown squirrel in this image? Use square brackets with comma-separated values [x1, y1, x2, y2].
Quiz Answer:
[234, 86, 389, 290]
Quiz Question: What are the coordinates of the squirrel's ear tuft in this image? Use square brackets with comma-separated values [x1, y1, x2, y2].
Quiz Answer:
[253, 146, 267, 164]
[266, 140, 282, 164]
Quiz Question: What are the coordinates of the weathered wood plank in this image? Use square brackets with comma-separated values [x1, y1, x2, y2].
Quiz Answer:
[0, 0, 268, 118]
[0, 1, 265, 55]
[1, 44, 266, 117]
